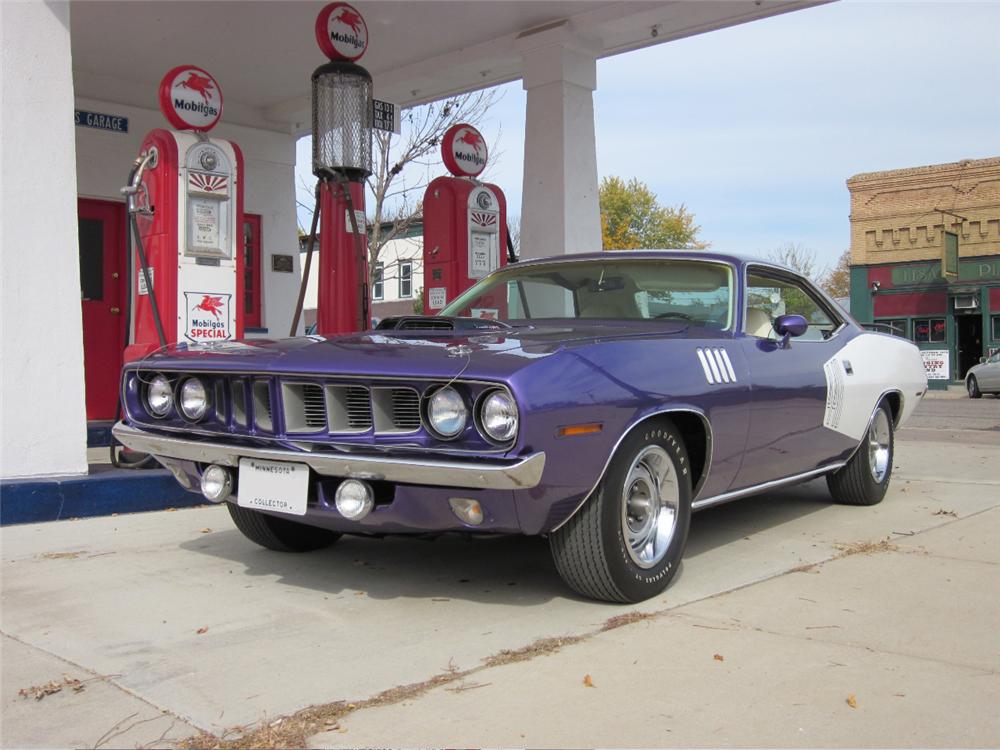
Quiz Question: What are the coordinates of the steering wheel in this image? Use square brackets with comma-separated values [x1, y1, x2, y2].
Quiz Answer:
[653, 311, 694, 321]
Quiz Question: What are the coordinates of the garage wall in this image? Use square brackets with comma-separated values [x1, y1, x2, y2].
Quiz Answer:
[74, 97, 303, 338]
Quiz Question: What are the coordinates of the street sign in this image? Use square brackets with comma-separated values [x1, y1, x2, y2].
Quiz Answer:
[75, 110, 128, 133]
[373, 99, 400, 134]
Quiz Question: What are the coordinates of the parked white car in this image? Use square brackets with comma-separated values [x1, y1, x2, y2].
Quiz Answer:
[967, 351, 1000, 398]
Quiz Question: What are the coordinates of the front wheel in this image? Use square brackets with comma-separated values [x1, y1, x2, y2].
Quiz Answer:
[968, 376, 982, 399]
[826, 403, 894, 506]
[227, 502, 341, 552]
[549, 420, 692, 603]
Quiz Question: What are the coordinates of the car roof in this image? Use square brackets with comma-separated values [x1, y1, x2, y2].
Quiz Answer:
[510, 250, 795, 275]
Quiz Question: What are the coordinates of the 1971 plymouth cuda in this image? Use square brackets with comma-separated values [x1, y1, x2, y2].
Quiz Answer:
[113, 251, 928, 602]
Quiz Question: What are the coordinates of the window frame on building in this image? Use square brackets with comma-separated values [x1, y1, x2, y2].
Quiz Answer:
[913, 317, 946, 344]
[243, 213, 263, 329]
[398, 260, 413, 299]
[372, 262, 384, 301]
[874, 318, 908, 338]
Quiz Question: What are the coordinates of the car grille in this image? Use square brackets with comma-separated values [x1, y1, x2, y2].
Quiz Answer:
[275, 380, 422, 435]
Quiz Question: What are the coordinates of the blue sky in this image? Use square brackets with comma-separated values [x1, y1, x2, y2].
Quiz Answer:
[297, 0, 1000, 269]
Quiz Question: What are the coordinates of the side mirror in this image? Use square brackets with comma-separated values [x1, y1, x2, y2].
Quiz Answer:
[773, 314, 808, 349]
[981, 356, 988, 365]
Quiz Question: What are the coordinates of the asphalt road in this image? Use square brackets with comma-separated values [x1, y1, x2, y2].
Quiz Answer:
[900, 390, 1000, 444]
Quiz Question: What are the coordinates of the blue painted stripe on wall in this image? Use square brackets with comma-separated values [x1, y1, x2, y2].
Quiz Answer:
[0, 468, 204, 526]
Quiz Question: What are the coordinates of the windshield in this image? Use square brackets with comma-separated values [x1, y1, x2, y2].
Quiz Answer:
[439, 259, 734, 329]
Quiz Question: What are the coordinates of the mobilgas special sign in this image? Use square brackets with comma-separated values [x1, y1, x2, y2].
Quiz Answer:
[75, 110, 128, 133]
[184, 292, 232, 343]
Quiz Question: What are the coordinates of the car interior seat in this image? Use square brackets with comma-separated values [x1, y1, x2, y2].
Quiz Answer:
[745, 307, 774, 338]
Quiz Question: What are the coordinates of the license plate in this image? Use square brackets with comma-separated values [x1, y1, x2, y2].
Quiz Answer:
[237, 458, 309, 516]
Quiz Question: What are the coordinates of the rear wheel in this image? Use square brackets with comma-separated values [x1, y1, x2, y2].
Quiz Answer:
[227, 503, 341, 552]
[968, 376, 982, 399]
[826, 403, 894, 506]
[550, 420, 691, 603]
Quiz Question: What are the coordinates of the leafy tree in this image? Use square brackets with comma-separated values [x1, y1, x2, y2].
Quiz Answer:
[599, 177, 707, 250]
[823, 249, 851, 299]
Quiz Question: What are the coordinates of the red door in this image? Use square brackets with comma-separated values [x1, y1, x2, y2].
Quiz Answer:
[78, 198, 126, 420]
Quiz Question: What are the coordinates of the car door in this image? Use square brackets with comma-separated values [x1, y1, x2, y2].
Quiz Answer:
[733, 266, 852, 490]
[982, 352, 1000, 390]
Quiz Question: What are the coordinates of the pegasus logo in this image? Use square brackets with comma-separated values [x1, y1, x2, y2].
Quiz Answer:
[194, 295, 225, 319]
[178, 72, 215, 104]
[333, 8, 364, 35]
[458, 130, 483, 154]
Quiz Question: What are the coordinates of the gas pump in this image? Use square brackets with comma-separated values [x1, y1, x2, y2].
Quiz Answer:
[422, 124, 509, 318]
[291, 2, 373, 337]
[123, 65, 244, 361]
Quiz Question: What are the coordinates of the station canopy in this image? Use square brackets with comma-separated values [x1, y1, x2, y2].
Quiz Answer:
[70, 0, 823, 135]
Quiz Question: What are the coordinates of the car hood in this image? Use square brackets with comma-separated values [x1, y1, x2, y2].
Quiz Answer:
[129, 321, 689, 382]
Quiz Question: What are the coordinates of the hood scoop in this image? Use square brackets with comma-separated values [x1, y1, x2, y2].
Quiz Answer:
[376, 316, 509, 332]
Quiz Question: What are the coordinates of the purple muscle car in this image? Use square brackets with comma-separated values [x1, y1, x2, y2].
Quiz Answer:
[114, 252, 928, 602]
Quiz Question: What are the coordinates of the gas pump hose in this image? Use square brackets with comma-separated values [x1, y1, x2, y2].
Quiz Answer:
[290, 181, 323, 336]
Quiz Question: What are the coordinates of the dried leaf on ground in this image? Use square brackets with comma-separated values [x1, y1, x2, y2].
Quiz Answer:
[196, 627, 208, 635]
[713, 653, 725, 662]
[846, 694, 858, 709]
[932, 509, 957, 517]
[583, 674, 595, 688]
[19, 676, 85, 701]
[200, 528, 212, 533]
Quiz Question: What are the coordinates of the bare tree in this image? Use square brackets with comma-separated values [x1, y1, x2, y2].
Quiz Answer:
[767, 242, 830, 286]
[366, 90, 500, 285]
[506, 214, 521, 258]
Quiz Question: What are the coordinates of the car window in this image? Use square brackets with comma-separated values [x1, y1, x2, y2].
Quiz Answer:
[441, 259, 734, 328]
[745, 271, 840, 341]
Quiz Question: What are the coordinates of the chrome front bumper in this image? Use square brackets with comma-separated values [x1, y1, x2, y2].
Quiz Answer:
[112, 422, 546, 490]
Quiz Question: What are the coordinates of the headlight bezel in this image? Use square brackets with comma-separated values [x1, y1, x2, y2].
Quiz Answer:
[144, 373, 174, 418]
[424, 385, 469, 440]
[178, 377, 210, 421]
[475, 388, 519, 445]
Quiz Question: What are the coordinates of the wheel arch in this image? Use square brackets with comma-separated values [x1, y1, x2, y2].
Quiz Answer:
[550, 407, 712, 532]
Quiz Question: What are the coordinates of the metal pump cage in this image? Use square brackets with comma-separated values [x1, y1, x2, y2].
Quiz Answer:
[311, 61, 373, 181]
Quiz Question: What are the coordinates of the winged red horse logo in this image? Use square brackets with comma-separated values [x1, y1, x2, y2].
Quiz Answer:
[333, 8, 364, 35]
[194, 295, 225, 319]
[178, 72, 215, 104]
[458, 130, 483, 154]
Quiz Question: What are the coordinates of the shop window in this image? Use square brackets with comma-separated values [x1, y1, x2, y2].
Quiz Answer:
[992, 315, 1000, 341]
[398, 261, 412, 298]
[372, 262, 384, 300]
[243, 214, 262, 328]
[914, 318, 946, 343]
[875, 319, 907, 338]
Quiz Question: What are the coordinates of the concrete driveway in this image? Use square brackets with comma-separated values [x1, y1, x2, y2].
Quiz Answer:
[2, 397, 998, 748]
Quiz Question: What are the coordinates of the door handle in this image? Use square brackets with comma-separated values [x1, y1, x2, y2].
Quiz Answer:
[110, 307, 121, 315]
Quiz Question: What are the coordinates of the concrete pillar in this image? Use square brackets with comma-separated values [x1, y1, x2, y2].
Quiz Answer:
[1, 1, 89, 478]
[518, 28, 602, 259]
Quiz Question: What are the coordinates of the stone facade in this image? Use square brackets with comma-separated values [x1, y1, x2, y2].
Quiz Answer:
[847, 157, 1000, 266]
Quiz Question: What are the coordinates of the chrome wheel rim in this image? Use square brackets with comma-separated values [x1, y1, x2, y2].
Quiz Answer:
[620, 445, 679, 569]
[968, 378, 977, 397]
[867, 409, 891, 483]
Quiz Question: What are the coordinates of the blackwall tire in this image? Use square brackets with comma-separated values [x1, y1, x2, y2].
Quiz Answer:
[227, 502, 341, 552]
[826, 403, 894, 507]
[549, 419, 692, 603]
[968, 376, 982, 399]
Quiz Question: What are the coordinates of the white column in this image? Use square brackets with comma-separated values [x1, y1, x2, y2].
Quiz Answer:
[1, 1, 89, 478]
[518, 28, 602, 259]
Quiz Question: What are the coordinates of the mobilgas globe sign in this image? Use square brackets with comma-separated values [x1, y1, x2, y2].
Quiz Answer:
[442, 123, 488, 178]
[315, 2, 369, 62]
[158, 65, 223, 132]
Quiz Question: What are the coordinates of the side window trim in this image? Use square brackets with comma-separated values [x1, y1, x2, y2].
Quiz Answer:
[742, 263, 846, 341]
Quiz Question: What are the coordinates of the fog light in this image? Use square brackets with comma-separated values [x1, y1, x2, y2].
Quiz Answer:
[335, 479, 374, 520]
[200, 465, 232, 503]
[449, 498, 484, 526]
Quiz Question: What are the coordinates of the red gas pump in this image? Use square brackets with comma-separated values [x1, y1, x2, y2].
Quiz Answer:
[422, 124, 508, 318]
[124, 66, 244, 360]
[312, 3, 372, 335]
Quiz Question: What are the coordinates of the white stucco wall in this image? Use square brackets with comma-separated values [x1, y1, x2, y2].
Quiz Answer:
[74, 98, 301, 338]
[1, 1, 89, 479]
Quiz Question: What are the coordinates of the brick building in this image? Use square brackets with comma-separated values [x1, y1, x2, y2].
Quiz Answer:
[847, 157, 1000, 387]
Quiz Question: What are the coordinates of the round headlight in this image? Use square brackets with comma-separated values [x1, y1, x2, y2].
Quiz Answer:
[480, 390, 518, 442]
[179, 378, 209, 420]
[427, 386, 467, 438]
[146, 374, 173, 417]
